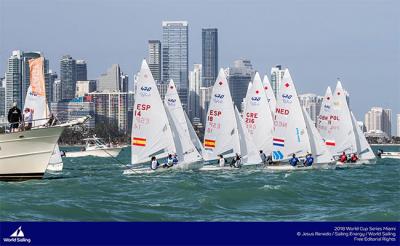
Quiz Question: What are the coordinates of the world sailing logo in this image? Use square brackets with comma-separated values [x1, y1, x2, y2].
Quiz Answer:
[282, 94, 293, 104]
[213, 94, 224, 103]
[139, 86, 152, 96]
[3, 226, 31, 243]
[167, 98, 176, 106]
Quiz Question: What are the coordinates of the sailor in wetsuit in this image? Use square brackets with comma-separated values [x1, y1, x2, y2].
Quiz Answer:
[289, 154, 300, 167]
[303, 153, 314, 167]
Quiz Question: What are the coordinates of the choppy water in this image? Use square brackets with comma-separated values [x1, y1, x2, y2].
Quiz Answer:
[1, 146, 399, 221]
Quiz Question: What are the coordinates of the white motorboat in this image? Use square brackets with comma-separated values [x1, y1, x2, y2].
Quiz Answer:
[0, 117, 89, 181]
[64, 136, 123, 158]
[379, 152, 400, 159]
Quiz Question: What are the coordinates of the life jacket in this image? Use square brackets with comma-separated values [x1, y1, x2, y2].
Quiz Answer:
[340, 155, 347, 162]
[289, 157, 299, 166]
[306, 156, 314, 166]
[351, 155, 358, 162]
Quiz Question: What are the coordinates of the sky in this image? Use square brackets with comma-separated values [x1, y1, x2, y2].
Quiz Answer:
[1, 0, 399, 131]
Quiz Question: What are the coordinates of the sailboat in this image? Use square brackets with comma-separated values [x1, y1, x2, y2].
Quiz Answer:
[322, 81, 375, 166]
[201, 69, 241, 167]
[267, 69, 334, 171]
[23, 57, 64, 172]
[262, 75, 277, 116]
[243, 72, 274, 157]
[123, 61, 202, 175]
[163, 79, 203, 168]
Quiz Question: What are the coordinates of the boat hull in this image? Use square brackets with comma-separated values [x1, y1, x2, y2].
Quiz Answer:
[65, 147, 122, 158]
[0, 126, 65, 181]
[265, 162, 336, 171]
[380, 152, 400, 159]
[123, 160, 203, 175]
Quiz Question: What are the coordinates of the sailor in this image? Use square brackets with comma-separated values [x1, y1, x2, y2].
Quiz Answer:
[7, 102, 22, 132]
[259, 150, 267, 164]
[172, 154, 179, 165]
[60, 150, 66, 157]
[164, 154, 174, 168]
[350, 153, 359, 163]
[289, 154, 300, 167]
[266, 154, 273, 165]
[303, 153, 314, 167]
[23, 108, 33, 130]
[339, 152, 347, 163]
[47, 113, 58, 126]
[150, 156, 159, 170]
[218, 155, 225, 167]
[377, 149, 383, 158]
[230, 153, 242, 168]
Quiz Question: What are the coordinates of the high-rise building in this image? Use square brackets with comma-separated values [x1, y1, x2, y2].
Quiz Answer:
[5, 50, 49, 109]
[364, 107, 392, 138]
[157, 82, 168, 101]
[188, 64, 202, 121]
[0, 81, 5, 118]
[148, 40, 161, 83]
[47, 70, 57, 102]
[89, 91, 130, 133]
[228, 59, 255, 109]
[60, 55, 77, 100]
[299, 94, 323, 124]
[270, 65, 286, 97]
[162, 21, 189, 109]
[199, 86, 213, 125]
[202, 28, 218, 87]
[50, 97, 95, 128]
[397, 114, 400, 137]
[97, 64, 121, 92]
[76, 80, 97, 97]
[76, 60, 87, 81]
[53, 79, 62, 102]
[120, 73, 129, 93]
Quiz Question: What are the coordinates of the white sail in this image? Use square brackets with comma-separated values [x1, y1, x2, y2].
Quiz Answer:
[234, 106, 262, 164]
[302, 107, 334, 164]
[165, 106, 202, 163]
[317, 86, 337, 151]
[242, 82, 252, 113]
[47, 144, 63, 171]
[262, 75, 276, 116]
[203, 69, 240, 160]
[184, 112, 206, 158]
[163, 79, 202, 163]
[272, 69, 311, 161]
[350, 111, 375, 160]
[330, 81, 357, 155]
[243, 72, 274, 155]
[131, 60, 175, 164]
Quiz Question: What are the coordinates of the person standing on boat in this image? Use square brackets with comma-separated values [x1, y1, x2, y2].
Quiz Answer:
[303, 153, 314, 167]
[259, 150, 267, 164]
[7, 102, 22, 132]
[289, 154, 300, 167]
[218, 155, 225, 167]
[23, 108, 33, 130]
[339, 152, 347, 163]
[151, 156, 159, 170]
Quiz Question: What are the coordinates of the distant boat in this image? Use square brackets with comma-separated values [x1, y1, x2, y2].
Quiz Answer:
[267, 69, 334, 171]
[243, 72, 274, 156]
[64, 136, 123, 158]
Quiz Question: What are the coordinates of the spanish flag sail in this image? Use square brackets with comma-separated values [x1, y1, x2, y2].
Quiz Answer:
[24, 57, 48, 127]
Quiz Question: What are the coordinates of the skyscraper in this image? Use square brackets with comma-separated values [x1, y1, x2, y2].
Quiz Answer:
[60, 55, 77, 100]
[75, 80, 96, 97]
[5, 50, 49, 109]
[298, 94, 323, 124]
[397, 114, 400, 137]
[97, 64, 121, 92]
[188, 64, 202, 121]
[120, 73, 129, 93]
[228, 59, 255, 109]
[202, 28, 218, 87]
[53, 79, 62, 102]
[199, 86, 213, 125]
[148, 40, 161, 83]
[0, 79, 5, 119]
[48, 70, 58, 102]
[162, 21, 189, 109]
[270, 65, 286, 97]
[364, 107, 392, 138]
[76, 60, 87, 81]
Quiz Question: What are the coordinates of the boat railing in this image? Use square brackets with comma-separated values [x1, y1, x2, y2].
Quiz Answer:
[0, 117, 63, 133]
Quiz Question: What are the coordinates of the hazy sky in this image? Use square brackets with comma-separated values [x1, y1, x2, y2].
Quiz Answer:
[1, 0, 399, 129]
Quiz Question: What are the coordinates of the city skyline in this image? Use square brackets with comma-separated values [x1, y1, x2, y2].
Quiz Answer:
[0, 0, 399, 125]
